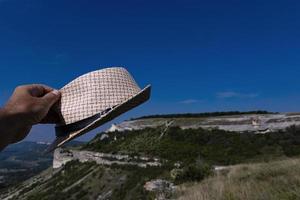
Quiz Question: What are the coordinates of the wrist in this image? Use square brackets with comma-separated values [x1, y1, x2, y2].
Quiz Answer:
[0, 107, 15, 148]
[0, 105, 19, 128]
[1, 105, 14, 119]
[0, 106, 27, 145]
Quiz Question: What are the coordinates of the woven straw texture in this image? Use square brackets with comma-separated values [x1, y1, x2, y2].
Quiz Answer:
[57, 67, 141, 125]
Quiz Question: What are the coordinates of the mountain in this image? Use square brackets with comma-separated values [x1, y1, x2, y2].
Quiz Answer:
[2, 112, 300, 200]
[0, 141, 52, 189]
[0, 140, 85, 190]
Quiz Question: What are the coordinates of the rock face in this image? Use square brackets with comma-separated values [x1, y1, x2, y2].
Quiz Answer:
[53, 149, 74, 169]
[144, 179, 176, 192]
[144, 179, 176, 200]
[106, 124, 121, 132]
[53, 148, 161, 169]
[110, 113, 300, 133]
[106, 123, 133, 133]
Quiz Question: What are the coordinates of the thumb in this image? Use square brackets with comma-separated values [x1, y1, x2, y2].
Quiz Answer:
[42, 90, 61, 108]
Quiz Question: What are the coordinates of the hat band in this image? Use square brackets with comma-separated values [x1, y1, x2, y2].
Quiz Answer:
[55, 107, 113, 137]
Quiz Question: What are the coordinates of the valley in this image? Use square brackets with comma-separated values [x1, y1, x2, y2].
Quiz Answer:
[2, 112, 300, 199]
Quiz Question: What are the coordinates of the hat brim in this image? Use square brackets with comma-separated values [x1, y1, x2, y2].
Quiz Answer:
[47, 85, 151, 152]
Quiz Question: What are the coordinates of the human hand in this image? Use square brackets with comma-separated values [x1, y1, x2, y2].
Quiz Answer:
[0, 84, 61, 146]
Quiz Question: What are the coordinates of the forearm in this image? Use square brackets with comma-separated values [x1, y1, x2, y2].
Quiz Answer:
[0, 107, 15, 150]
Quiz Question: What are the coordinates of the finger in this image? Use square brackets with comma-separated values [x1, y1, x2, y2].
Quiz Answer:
[29, 85, 47, 97]
[38, 84, 55, 93]
[41, 90, 61, 109]
[14, 85, 43, 97]
[29, 84, 55, 97]
[20, 84, 55, 97]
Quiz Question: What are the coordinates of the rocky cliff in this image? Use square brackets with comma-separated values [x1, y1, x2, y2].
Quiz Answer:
[108, 113, 300, 133]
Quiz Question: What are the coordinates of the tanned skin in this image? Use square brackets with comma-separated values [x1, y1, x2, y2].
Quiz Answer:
[0, 84, 61, 151]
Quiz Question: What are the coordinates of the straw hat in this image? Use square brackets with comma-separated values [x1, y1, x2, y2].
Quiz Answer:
[48, 67, 151, 151]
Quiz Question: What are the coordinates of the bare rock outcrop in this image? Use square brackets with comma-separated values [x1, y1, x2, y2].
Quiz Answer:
[53, 148, 161, 169]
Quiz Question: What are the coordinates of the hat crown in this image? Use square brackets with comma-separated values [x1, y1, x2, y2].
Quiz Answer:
[58, 67, 141, 125]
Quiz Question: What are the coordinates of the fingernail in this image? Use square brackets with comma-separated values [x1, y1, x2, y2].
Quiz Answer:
[52, 90, 61, 96]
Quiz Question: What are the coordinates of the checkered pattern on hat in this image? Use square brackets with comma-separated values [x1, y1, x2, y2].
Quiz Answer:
[57, 67, 141, 125]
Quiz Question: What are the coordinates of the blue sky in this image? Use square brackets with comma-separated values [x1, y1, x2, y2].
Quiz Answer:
[1, 0, 300, 142]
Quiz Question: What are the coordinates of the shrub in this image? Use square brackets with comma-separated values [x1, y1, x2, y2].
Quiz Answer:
[173, 163, 213, 184]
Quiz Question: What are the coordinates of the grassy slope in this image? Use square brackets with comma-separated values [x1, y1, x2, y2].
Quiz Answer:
[177, 157, 300, 200]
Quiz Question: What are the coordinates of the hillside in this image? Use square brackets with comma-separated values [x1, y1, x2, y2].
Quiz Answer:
[2, 113, 300, 199]
[110, 112, 300, 133]
[177, 157, 300, 200]
[85, 125, 300, 166]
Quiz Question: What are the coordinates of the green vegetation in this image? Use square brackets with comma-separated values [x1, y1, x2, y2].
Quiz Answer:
[132, 110, 274, 120]
[81, 124, 300, 197]
[109, 165, 168, 200]
[26, 161, 97, 200]
[84, 125, 300, 166]
[22, 161, 168, 200]
[5, 123, 300, 199]
[177, 157, 300, 200]
[172, 163, 212, 184]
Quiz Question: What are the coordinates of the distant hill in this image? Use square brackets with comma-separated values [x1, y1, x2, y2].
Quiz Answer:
[0, 141, 52, 189]
[132, 110, 275, 120]
[0, 140, 86, 190]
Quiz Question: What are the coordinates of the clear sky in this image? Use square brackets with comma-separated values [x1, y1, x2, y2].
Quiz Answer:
[1, 0, 300, 142]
